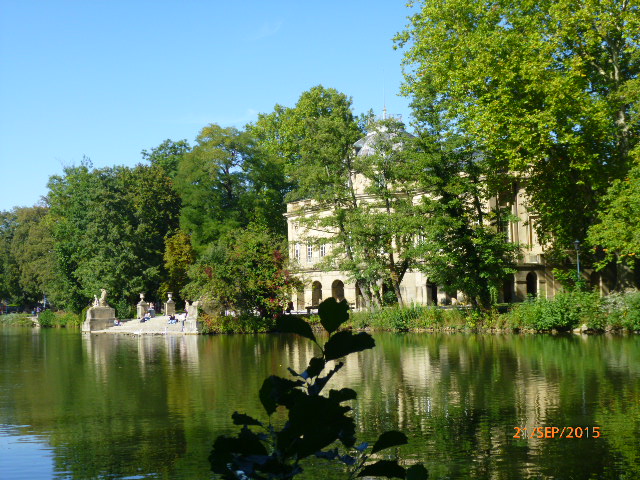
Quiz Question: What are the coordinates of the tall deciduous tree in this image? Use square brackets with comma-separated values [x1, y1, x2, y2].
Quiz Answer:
[284, 86, 388, 307]
[47, 162, 180, 312]
[350, 118, 419, 306]
[183, 224, 299, 318]
[396, 0, 640, 254]
[9, 206, 57, 306]
[0, 210, 20, 304]
[588, 160, 640, 271]
[175, 124, 252, 250]
[406, 100, 520, 310]
[141, 139, 191, 178]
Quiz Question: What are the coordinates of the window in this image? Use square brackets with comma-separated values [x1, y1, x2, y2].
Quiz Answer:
[307, 245, 313, 262]
[320, 244, 326, 257]
[294, 243, 300, 261]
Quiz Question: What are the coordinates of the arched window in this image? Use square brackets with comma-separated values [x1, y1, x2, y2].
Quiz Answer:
[426, 280, 437, 305]
[526, 272, 538, 297]
[332, 280, 345, 301]
[503, 274, 515, 303]
[311, 281, 322, 306]
[296, 287, 305, 310]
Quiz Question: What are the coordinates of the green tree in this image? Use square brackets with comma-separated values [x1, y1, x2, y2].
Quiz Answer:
[175, 124, 252, 250]
[284, 86, 388, 308]
[396, 0, 640, 254]
[183, 224, 299, 318]
[408, 103, 520, 310]
[588, 160, 640, 270]
[9, 206, 57, 306]
[47, 162, 180, 312]
[349, 118, 419, 306]
[141, 139, 191, 178]
[159, 229, 196, 304]
[0, 210, 20, 304]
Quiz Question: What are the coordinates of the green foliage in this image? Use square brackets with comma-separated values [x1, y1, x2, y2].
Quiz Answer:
[141, 138, 191, 178]
[0, 210, 20, 303]
[46, 162, 180, 312]
[209, 298, 428, 479]
[184, 224, 301, 319]
[113, 298, 133, 320]
[408, 127, 520, 311]
[397, 0, 640, 251]
[37, 310, 82, 328]
[159, 229, 195, 304]
[37, 310, 55, 327]
[589, 162, 640, 270]
[601, 291, 640, 331]
[8, 206, 57, 306]
[349, 304, 468, 331]
[0, 313, 33, 326]
[503, 291, 602, 331]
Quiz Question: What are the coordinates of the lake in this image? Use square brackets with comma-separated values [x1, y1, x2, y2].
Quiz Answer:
[1, 327, 639, 479]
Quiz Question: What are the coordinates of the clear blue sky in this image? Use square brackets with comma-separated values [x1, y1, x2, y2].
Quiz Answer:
[0, 1, 415, 211]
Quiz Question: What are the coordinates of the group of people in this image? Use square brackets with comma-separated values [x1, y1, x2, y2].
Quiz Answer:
[167, 313, 187, 325]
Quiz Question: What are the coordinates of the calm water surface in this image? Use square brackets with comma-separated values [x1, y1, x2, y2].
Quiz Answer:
[1, 327, 639, 479]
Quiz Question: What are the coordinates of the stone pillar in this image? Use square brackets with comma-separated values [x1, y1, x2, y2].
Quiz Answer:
[165, 292, 176, 316]
[82, 306, 116, 332]
[184, 300, 201, 333]
[136, 293, 149, 319]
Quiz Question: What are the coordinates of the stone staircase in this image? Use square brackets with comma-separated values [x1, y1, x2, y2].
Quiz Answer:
[93, 314, 196, 335]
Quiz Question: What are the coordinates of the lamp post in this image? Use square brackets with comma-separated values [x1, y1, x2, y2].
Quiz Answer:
[574, 240, 581, 282]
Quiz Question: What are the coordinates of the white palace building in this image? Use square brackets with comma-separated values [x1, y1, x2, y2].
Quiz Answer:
[285, 119, 617, 311]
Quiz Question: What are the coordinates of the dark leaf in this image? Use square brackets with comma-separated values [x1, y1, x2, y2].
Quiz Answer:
[324, 331, 375, 361]
[329, 388, 358, 403]
[309, 362, 343, 395]
[305, 356, 326, 378]
[357, 460, 406, 478]
[209, 430, 268, 475]
[259, 375, 302, 415]
[318, 297, 349, 333]
[232, 411, 263, 427]
[276, 315, 317, 342]
[371, 431, 408, 454]
[406, 464, 429, 480]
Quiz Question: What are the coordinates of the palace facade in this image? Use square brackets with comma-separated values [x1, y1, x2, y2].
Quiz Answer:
[285, 123, 613, 310]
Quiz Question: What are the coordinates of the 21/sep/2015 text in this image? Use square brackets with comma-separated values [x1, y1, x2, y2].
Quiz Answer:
[513, 426, 601, 439]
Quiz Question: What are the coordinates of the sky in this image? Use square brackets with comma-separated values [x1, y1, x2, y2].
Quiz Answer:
[0, 1, 416, 211]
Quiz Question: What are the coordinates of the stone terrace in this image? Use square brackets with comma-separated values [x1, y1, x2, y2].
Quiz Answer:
[91, 314, 195, 335]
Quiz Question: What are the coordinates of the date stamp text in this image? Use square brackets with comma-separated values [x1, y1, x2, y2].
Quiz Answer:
[513, 426, 601, 439]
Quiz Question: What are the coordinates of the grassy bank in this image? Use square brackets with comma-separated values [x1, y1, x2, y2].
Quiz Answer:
[347, 290, 640, 333]
[0, 313, 35, 327]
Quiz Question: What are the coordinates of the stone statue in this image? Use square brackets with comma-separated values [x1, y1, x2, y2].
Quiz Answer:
[93, 295, 99, 307]
[185, 301, 190, 312]
[140, 293, 145, 301]
[99, 289, 108, 307]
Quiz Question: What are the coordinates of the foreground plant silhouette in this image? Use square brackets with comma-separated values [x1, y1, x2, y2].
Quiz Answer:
[209, 297, 428, 479]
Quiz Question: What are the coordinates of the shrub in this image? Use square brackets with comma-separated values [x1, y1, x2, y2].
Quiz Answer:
[114, 298, 134, 320]
[38, 310, 56, 327]
[503, 291, 601, 331]
[602, 290, 640, 331]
